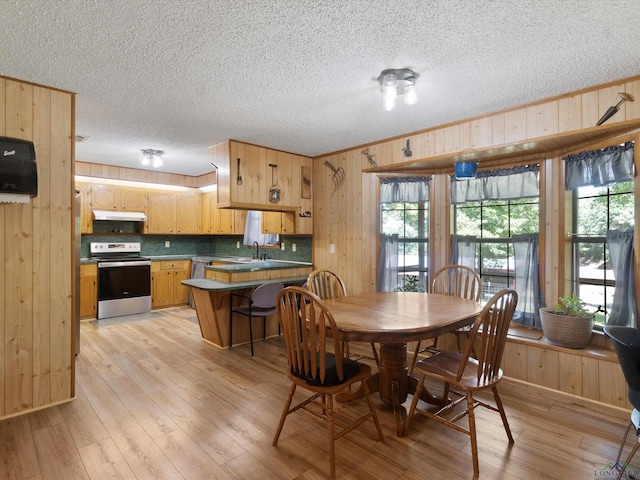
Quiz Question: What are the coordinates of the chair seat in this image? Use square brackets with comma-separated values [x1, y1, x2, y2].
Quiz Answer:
[288, 361, 373, 395]
[291, 353, 363, 387]
[415, 349, 504, 390]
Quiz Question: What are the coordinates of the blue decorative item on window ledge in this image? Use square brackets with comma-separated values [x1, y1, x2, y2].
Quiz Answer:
[454, 161, 478, 180]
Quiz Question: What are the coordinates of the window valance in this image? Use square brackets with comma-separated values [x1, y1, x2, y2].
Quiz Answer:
[564, 141, 634, 190]
[450, 165, 539, 204]
[380, 177, 430, 203]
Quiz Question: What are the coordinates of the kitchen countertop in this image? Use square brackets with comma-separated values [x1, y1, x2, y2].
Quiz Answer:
[182, 276, 308, 292]
[204, 258, 312, 273]
[80, 254, 312, 267]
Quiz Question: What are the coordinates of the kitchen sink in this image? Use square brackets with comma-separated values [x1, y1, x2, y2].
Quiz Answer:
[224, 257, 265, 263]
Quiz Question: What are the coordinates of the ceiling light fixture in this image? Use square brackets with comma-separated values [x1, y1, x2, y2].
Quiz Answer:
[377, 68, 419, 111]
[141, 149, 164, 168]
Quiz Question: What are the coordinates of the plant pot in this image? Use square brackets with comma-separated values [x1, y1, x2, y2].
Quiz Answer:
[539, 307, 594, 349]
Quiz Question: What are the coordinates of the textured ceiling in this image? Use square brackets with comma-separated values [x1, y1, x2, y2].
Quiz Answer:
[1, 0, 639, 176]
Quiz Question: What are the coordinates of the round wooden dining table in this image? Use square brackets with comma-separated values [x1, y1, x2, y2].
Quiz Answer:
[323, 291, 483, 435]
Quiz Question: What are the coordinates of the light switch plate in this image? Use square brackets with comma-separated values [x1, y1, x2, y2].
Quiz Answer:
[165, 240, 170, 248]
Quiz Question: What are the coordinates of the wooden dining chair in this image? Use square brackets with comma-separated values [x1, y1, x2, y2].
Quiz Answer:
[409, 264, 482, 374]
[306, 269, 379, 365]
[272, 286, 384, 479]
[404, 288, 517, 477]
[229, 281, 284, 356]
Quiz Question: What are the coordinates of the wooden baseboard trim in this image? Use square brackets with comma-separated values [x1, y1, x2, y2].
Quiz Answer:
[502, 377, 629, 417]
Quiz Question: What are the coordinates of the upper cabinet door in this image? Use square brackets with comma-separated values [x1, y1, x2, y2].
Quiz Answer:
[147, 191, 176, 234]
[91, 184, 120, 210]
[176, 192, 201, 234]
[77, 182, 93, 234]
[120, 188, 146, 211]
[90, 184, 147, 213]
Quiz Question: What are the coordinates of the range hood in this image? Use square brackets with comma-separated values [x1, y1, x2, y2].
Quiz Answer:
[93, 209, 147, 222]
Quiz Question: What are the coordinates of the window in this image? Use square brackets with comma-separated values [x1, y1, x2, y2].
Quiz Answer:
[564, 140, 636, 328]
[454, 196, 539, 301]
[571, 182, 634, 326]
[381, 200, 429, 289]
[378, 177, 430, 292]
[450, 164, 543, 328]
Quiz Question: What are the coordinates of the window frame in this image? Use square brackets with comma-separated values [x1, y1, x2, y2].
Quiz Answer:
[453, 195, 540, 300]
[380, 198, 430, 290]
[569, 181, 635, 327]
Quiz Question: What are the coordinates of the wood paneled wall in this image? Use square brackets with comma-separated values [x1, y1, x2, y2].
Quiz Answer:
[0, 76, 75, 419]
[311, 75, 640, 408]
[312, 75, 640, 297]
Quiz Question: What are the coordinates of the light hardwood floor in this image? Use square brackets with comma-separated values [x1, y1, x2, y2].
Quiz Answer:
[1, 306, 638, 479]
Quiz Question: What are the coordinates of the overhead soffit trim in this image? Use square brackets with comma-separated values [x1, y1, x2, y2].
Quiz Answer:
[92, 209, 147, 221]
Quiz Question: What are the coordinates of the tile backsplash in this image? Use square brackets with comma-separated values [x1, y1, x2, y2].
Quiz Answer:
[81, 234, 312, 262]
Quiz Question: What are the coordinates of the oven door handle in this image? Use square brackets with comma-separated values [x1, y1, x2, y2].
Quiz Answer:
[97, 260, 152, 268]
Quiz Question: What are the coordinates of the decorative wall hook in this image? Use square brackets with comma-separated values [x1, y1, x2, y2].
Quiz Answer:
[402, 139, 412, 157]
[361, 148, 377, 167]
[324, 160, 345, 191]
[596, 92, 635, 126]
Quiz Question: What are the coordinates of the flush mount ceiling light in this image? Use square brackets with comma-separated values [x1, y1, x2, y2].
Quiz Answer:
[141, 149, 164, 168]
[377, 68, 419, 111]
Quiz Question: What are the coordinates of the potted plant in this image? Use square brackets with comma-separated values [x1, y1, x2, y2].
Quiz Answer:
[539, 293, 594, 348]
[395, 275, 426, 292]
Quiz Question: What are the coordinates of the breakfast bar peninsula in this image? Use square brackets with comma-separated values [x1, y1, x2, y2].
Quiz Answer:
[182, 258, 311, 348]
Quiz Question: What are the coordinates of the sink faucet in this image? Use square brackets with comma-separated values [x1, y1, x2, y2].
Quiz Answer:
[253, 241, 259, 259]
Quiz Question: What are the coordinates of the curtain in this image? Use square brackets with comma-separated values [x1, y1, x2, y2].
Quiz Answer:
[607, 229, 637, 327]
[512, 234, 544, 328]
[450, 235, 477, 269]
[376, 234, 399, 292]
[451, 165, 539, 204]
[378, 177, 429, 292]
[564, 142, 634, 190]
[380, 176, 430, 202]
[243, 210, 279, 246]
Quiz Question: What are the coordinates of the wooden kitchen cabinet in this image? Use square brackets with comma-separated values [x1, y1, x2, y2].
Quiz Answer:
[152, 260, 191, 308]
[120, 188, 147, 211]
[176, 191, 201, 234]
[147, 190, 201, 234]
[262, 211, 295, 234]
[201, 191, 247, 234]
[77, 182, 93, 234]
[211, 202, 234, 234]
[233, 209, 247, 235]
[90, 184, 147, 212]
[146, 191, 176, 233]
[80, 264, 97, 319]
[210, 140, 312, 221]
[202, 191, 232, 233]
